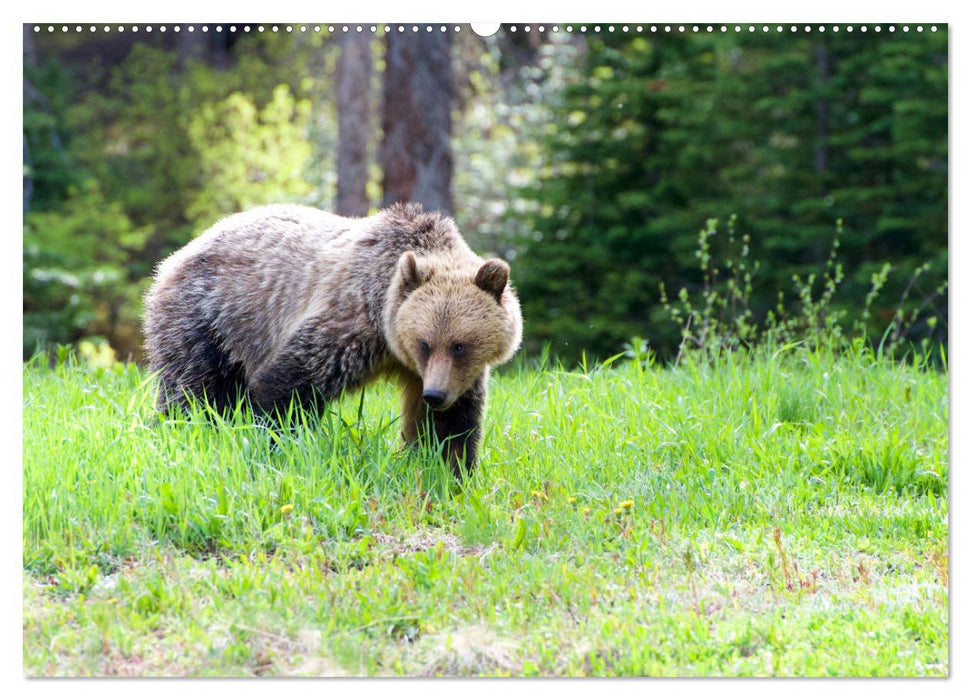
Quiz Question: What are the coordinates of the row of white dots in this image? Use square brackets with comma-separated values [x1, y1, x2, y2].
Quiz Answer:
[33, 25, 462, 34]
[566, 24, 940, 33]
[33, 24, 940, 34]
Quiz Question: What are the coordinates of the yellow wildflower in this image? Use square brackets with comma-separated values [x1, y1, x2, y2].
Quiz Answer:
[619, 500, 634, 510]
[280, 503, 294, 514]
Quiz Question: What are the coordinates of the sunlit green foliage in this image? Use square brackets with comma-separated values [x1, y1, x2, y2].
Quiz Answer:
[186, 85, 313, 225]
[23, 180, 152, 357]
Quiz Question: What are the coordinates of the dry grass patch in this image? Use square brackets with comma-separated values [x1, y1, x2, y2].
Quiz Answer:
[420, 625, 521, 677]
[373, 530, 497, 560]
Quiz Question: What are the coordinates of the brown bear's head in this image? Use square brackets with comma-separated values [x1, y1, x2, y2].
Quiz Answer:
[385, 251, 522, 410]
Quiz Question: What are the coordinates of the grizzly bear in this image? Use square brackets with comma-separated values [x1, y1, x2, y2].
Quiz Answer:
[142, 203, 522, 474]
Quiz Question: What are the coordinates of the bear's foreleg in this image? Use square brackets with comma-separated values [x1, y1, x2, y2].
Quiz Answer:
[436, 375, 486, 476]
[401, 372, 487, 477]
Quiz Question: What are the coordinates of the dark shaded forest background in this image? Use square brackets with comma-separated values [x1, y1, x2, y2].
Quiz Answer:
[22, 24, 948, 365]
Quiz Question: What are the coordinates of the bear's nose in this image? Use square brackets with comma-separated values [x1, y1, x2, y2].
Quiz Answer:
[423, 389, 446, 408]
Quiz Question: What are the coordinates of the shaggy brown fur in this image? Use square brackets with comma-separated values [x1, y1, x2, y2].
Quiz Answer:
[142, 203, 522, 474]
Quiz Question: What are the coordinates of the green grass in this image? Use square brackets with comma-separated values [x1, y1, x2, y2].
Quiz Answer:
[22, 344, 948, 676]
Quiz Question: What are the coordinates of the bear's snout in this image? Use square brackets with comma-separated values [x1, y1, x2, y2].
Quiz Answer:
[422, 389, 447, 408]
[420, 354, 454, 409]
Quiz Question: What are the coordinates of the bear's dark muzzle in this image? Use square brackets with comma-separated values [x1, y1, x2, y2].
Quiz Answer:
[423, 389, 446, 408]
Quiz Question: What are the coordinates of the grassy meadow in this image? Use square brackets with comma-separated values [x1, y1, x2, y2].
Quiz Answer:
[22, 344, 948, 676]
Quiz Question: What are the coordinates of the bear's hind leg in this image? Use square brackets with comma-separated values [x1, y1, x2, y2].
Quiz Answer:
[197, 340, 248, 415]
[153, 323, 247, 417]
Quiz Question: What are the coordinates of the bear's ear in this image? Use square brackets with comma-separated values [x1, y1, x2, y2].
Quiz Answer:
[475, 259, 509, 302]
[398, 251, 425, 295]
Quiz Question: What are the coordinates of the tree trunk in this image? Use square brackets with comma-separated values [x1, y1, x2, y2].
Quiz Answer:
[336, 31, 373, 217]
[380, 27, 454, 215]
[23, 24, 37, 65]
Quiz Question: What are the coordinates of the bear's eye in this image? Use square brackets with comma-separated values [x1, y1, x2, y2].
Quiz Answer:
[418, 341, 431, 357]
[450, 342, 466, 357]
